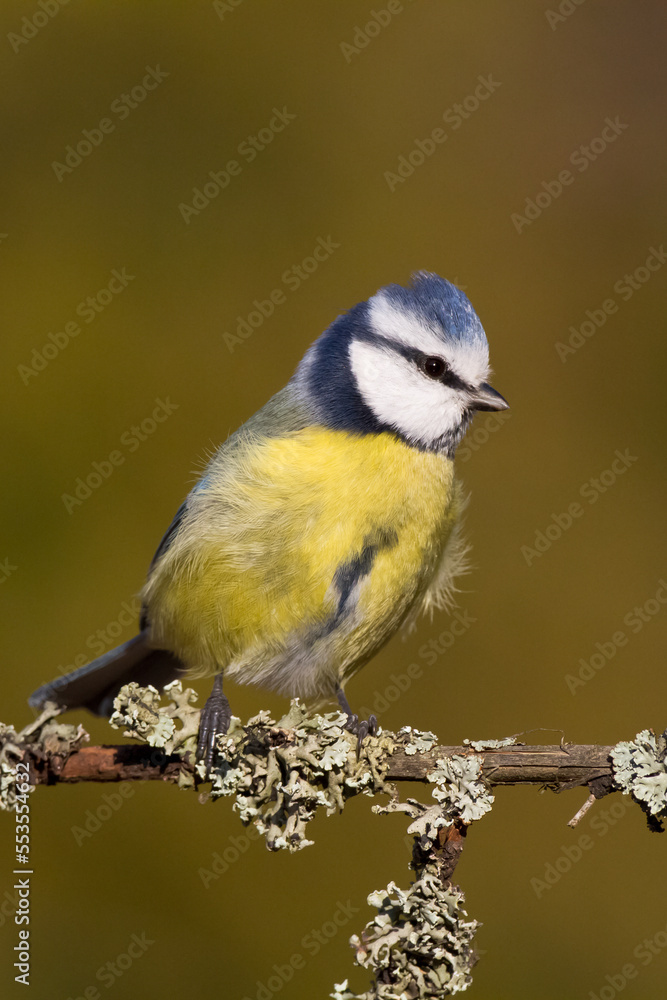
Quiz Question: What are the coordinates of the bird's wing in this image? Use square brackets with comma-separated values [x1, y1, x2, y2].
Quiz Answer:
[140, 384, 314, 631]
[147, 500, 188, 571]
[140, 500, 188, 629]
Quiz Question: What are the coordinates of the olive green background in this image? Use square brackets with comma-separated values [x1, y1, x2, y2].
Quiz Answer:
[2, 2, 667, 998]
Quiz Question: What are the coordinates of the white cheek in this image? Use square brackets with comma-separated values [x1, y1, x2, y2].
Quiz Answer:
[349, 340, 465, 447]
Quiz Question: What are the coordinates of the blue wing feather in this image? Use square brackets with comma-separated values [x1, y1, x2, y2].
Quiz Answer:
[140, 499, 188, 629]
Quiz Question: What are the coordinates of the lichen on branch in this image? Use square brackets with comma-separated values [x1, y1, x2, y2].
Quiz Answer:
[4, 685, 667, 998]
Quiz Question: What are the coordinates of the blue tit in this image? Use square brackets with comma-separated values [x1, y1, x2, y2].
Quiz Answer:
[30, 271, 508, 769]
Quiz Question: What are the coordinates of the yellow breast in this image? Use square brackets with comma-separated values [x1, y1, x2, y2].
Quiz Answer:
[143, 427, 458, 688]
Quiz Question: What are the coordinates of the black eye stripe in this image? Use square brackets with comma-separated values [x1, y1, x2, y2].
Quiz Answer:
[416, 352, 469, 390]
[352, 333, 473, 391]
[441, 368, 469, 390]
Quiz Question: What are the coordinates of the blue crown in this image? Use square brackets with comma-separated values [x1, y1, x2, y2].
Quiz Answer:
[379, 271, 487, 346]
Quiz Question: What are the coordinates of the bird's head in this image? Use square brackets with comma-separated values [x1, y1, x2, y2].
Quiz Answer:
[295, 271, 508, 456]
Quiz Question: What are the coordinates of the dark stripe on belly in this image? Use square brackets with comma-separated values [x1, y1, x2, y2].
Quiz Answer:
[325, 526, 399, 632]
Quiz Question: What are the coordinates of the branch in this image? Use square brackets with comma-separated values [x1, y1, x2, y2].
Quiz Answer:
[25, 740, 615, 795]
[4, 690, 666, 999]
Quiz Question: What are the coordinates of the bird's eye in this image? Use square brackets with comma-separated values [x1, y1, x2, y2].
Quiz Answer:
[420, 356, 447, 379]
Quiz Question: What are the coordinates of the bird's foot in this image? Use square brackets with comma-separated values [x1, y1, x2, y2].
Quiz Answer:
[196, 674, 231, 778]
[345, 713, 379, 757]
[336, 688, 378, 758]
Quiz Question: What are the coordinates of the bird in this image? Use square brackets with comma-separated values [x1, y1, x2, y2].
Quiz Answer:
[29, 271, 508, 773]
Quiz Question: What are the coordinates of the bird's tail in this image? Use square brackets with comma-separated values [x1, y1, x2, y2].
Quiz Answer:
[29, 633, 184, 718]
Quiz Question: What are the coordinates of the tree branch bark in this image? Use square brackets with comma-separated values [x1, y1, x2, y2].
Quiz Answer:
[25, 741, 615, 793]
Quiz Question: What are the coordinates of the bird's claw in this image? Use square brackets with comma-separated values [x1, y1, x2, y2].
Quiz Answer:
[344, 712, 378, 758]
[196, 675, 231, 778]
[336, 687, 378, 758]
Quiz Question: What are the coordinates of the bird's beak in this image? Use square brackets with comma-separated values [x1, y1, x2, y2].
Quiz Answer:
[468, 382, 509, 412]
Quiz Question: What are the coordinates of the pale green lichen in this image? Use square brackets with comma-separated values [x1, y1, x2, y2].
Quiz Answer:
[108, 678, 494, 857]
[7, 691, 667, 997]
[203, 699, 395, 852]
[611, 729, 667, 829]
[463, 736, 519, 751]
[110, 679, 200, 757]
[4, 692, 494, 995]
[0, 704, 88, 810]
[357, 746, 491, 997]
[108, 684, 395, 851]
[397, 726, 439, 755]
[0, 722, 27, 811]
[428, 755, 494, 823]
[330, 866, 478, 998]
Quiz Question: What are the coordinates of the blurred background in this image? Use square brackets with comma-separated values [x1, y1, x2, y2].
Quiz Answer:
[2, 2, 667, 997]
